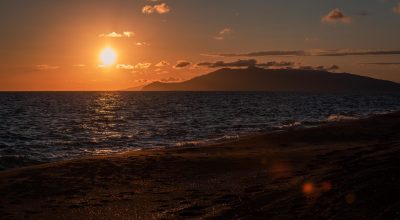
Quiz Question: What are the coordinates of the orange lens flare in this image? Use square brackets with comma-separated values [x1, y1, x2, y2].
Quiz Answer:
[302, 182, 315, 195]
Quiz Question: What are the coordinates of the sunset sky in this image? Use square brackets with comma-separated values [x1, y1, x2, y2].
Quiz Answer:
[0, 0, 400, 91]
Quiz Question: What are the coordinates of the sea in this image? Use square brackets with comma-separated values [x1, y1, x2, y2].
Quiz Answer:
[1, 92, 400, 170]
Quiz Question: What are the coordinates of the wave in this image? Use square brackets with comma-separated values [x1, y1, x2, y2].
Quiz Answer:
[326, 114, 358, 122]
[174, 135, 241, 147]
[1, 92, 400, 170]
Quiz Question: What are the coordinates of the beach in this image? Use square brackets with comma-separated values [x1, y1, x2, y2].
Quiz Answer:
[1, 111, 400, 219]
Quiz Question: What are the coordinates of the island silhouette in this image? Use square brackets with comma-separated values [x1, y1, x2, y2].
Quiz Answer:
[141, 66, 400, 93]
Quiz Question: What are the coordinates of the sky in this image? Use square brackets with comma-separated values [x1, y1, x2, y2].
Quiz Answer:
[0, 0, 399, 91]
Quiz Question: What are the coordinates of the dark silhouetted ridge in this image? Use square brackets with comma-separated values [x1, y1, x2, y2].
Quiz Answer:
[142, 67, 400, 93]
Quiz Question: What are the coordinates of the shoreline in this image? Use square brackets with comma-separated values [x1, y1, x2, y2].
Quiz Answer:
[1, 111, 400, 219]
[3, 109, 397, 173]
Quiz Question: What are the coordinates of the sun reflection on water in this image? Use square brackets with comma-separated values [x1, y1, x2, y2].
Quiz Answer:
[80, 92, 128, 154]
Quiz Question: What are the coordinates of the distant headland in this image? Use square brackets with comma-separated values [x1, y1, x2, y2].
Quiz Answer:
[140, 67, 400, 93]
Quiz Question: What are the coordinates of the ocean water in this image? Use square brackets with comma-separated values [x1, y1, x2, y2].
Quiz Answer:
[1, 92, 400, 170]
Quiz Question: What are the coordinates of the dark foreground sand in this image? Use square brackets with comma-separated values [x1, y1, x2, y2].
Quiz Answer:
[1, 112, 400, 219]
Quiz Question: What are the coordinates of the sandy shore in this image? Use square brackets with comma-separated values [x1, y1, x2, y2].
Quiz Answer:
[1, 112, 400, 219]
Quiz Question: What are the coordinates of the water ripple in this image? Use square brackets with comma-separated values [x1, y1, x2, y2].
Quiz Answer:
[0, 92, 400, 170]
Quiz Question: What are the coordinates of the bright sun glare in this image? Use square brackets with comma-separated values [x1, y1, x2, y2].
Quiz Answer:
[99, 47, 117, 67]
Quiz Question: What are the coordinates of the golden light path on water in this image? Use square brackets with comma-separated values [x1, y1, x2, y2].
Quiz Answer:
[83, 92, 126, 155]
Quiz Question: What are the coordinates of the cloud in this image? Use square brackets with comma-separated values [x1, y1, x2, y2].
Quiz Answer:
[173, 60, 192, 69]
[34, 65, 60, 71]
[257, 61, 295, 68]
[135, 42, 150, 46]
[142, 3, 170, 14]
[196, 59, 339, 72]
[116, 64, 135, 70]
[206, 49, 400, 58]
[322, 8, 352, 23]
[134, 63, 152, 70]
[360, 62, 400, 65]
[214, 28, 232, 40]
[99, 32, 135, 38]
[198, 59, 257, 68]
[155, 60, 170, 67]
[393, 3, 400, 14]
[299, 65, 339, 72]
[219, 28, 232, 35]
[197, 60, 297, 69]
[154, 3, 170, 14]
[317, 50, 400, 57]
[210, 51, 307, 57]
[72, 64, 85, 68]
[142, 5, 155, 14]
[117, 63, 154, 71]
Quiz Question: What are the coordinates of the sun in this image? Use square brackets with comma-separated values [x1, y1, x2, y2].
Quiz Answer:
[99, 47, 117, 67]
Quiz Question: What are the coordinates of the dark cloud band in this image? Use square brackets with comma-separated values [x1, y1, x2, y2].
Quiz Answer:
[206, 50, 400, 58]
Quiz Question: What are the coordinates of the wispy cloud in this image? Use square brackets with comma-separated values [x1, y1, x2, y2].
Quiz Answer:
[205, 50, 306, 57]
[154, 3, 170, 14]
[142, 3, 170, 14]
[314, 50, 400, 57]
[142, 5, 155, 14]
[116, 63, 152, 71]
[214, 28, 232, 40]
[257, 61, 295, 68]
[299, 65, 339, 72]
[99, 32, 135, 38]
[134, 63, 152, 70]
[205, 49, 400, 57]
[198, 59, 257, 68]
[322, 8, 352, 24]
[34, 65, 60, 71]
[173, 60, 192, 69]
[155, 60, 170, 67]
[360, 62, 400, 65]
[197, 59, 338, 71]
[116, 64, 135, 70]
[135, 42, 150, 46]
[197, 60, 296, 69]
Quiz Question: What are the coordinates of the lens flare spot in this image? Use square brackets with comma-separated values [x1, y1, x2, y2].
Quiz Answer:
[302, 182, 315, 195]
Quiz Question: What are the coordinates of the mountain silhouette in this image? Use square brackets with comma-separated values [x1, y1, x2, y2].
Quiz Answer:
[124, 85, 145, 91]
[142, 67, 400, 93]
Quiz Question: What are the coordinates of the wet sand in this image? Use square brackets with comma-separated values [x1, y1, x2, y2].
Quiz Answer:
[1, 112, 400, 219]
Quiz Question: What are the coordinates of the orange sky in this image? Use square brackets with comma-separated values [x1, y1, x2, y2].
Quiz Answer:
[0, 0, 400, 91]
